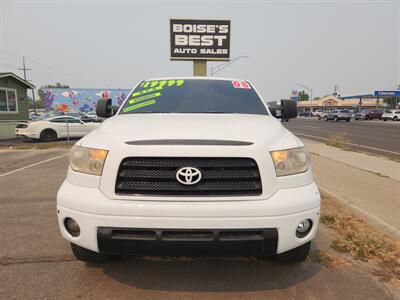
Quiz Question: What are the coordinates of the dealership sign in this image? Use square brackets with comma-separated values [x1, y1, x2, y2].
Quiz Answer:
[374, 91, 400, 97]
[290, 90, 299, 101]
[170, 19, 231, 61]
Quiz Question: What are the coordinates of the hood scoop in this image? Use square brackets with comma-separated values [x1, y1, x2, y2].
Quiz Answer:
[125, 139, 253, 146]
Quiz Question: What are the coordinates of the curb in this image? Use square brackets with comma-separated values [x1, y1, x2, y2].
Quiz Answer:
[319, 186, 400, 241]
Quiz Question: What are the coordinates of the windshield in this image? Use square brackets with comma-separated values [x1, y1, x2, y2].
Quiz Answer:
[119, 79, 268, 115]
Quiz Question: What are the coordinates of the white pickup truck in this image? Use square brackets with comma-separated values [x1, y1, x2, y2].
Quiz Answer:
[57, 77, 320, 264]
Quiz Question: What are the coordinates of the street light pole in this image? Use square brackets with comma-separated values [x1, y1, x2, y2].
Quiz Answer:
[211, 55, 250, 76]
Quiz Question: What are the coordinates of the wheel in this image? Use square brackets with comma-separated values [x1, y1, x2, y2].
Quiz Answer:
[270, 241, 311, 263]
[383, 119, 387, 121]
[346, 118, 350, 122]
[324, 116, 328, 121]
[394, 116, 398, 121]
[318, 116, 321, 120]
[40, 129, 57, 142]
[71, 243, 111, 264]
[334, 116, 338, 122]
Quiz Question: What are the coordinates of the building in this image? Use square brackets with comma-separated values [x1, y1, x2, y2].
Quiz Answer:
[0, 72, 35, 139]
[297, 95, 384, 112]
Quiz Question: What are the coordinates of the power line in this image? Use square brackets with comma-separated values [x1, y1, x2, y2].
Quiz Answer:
[0, 49, 103, 86]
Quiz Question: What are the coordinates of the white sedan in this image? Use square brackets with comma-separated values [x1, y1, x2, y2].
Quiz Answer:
[15, 116, 100, 141]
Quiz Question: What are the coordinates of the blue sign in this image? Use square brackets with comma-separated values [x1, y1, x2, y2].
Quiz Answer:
[374, 91, 400, 97]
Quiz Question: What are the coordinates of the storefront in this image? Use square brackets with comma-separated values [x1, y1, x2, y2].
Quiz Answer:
[0, 72, 35, 139]
[297, 95, 384, 112]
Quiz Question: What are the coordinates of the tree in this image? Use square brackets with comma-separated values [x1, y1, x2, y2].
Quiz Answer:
[27, 98, 44, 109]
[38, 83, 70, 102]
[47, 82, 70, 88]
[384, 96, 398, 109]
[298, 90, 310, 101]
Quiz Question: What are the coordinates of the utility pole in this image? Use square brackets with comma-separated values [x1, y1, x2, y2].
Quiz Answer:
[18, 57, 36, 115]
[18, 57, 30, 81]
[333, 85, 339, 97]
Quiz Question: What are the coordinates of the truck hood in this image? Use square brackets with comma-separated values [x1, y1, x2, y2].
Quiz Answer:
[81, 113, 300, 150]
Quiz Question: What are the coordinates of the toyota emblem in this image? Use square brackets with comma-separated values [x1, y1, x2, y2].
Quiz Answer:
[176, 167, 202, 185]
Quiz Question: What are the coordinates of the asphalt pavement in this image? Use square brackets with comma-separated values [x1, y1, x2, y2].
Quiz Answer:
[283, 118, 400, 159]
[0, 148, 398, 299]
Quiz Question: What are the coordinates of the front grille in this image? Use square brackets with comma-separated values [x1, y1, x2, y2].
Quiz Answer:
[115, 157, 262, 196]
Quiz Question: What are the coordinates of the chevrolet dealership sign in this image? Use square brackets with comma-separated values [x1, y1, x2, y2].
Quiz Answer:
[170, 19, 231, 61]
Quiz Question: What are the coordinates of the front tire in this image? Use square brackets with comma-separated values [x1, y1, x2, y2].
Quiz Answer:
[270, 241, 311, 263]
[40, 129, 57, 142]
[71, 243, 110, 264]
[334, 116, 338, 122]
[394, 116, 398, 121]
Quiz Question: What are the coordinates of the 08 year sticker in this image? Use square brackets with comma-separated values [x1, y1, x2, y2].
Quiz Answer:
[232, 81, 251, 89]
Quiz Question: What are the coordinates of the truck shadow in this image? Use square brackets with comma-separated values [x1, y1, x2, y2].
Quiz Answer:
[95, 252, 322, 292]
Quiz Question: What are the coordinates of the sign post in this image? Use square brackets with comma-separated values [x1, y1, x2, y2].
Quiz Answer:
[170, 19, 231, 76]
[193, 61, 207, 76]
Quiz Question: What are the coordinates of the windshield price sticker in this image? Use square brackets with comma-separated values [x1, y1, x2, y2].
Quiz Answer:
[170, 19, 230, 61]
[122, 99, 156, 113]
[140, 79, 184, 89]
[131, 86, 163, 98]
[129, 92, 161, 104]
[232, 81, 251, 89]
[123, 79, 185, 112]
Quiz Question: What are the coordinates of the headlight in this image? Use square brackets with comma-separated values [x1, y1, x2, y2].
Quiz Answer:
[70, 145, 108, 176]
[270, 147, 310, 177]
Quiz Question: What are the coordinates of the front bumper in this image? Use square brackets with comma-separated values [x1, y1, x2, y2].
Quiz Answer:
[57, 181, 320, 255]
[381, 117, 393, 121]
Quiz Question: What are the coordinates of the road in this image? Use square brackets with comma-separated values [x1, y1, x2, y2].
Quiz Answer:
[283, 118, 400, 159]
[0, 148, 398, 299]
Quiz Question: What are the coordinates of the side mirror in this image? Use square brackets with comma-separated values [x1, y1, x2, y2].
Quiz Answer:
[267, 100, 297, 120]
[267, 101, 283, 118]
[281, 99, 297, 119]
[96, 99, 119, 118]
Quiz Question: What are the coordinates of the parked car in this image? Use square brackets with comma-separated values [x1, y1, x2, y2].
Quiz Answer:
[355, 110, 383, 120]
[298, 111, 311, 117]
[15, 116, 100, 141]
[324, 109, 351, 122]
[354, 110, 369, 120]
[80, 113, 104, 123]
[57, 77, 320, 264]
[311, 109, 323, 117]
[381, 110, 400, 121]
[317, 110, 330, 120]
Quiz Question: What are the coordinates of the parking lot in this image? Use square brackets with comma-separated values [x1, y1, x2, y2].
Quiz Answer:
[1, 147, 399, 299]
